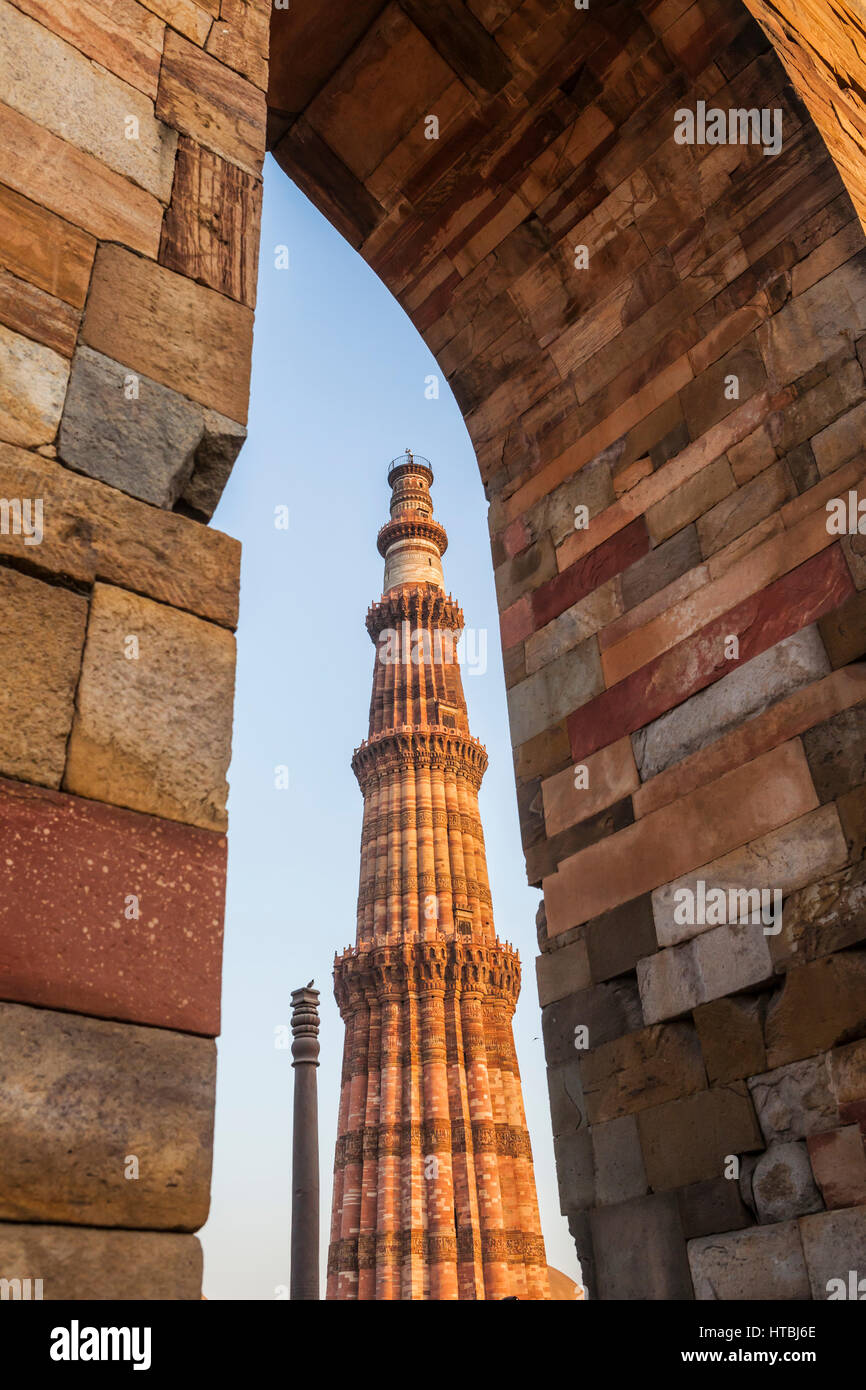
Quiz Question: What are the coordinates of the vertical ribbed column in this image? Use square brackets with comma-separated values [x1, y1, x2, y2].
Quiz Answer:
[483, 1000, 526, 1297]
[420, 988, 458, 1299]
[497, 1011, 548, 1300]
[401, 985, 425, 1299]
[386, 774, 402, 938]
[376, 993, 402, 1300]
[443, 772, 469, 918]
[337, 1003, 369, 1299]
[357, 996, 380, 1300]
[326, 1011, 354, 1299]
[460, 993, 509, 1299]
[416, 759, 437, 943]
[445, 992, 485, 1298]
[429, 764, 454, 937]
[400, 760, 419, 941]
[455, 775, 483, 936]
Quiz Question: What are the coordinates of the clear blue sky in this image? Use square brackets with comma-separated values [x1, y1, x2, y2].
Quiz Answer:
[200, 155, 580, 1298]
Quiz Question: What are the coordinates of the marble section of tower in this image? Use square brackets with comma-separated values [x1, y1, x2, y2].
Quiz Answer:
[327, 454, 550, 1301]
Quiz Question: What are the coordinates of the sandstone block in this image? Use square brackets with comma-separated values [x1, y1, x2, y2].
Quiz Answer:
[697, 460, 797, 558]
[759, 253, 866, 385]
[0, 568, 86, 787]
[581, 1022, 707, 1125]
[694, 996, 766, 1085]
[0, 0, 177, 199]
[0, 776, 225, 1034]
[0, 1225, 202, 1300]
[688, 1221, 810, 1300]
[0, 264, 80, 357]
[632, 626, 830, 781]
[524, 578, 620, 675]
[828, 1038, 866, 1110]
[637, 1084, 764, 1192]
[677, 1177, 753, 1241]
[819, 588, 866, 667]
[552, 1127, 594, 1214]
[764, 952, 866, 1070]
[546, 741, 819, 936]
[0, 181, 95, 308]
[507, 636, 603, 747]
[156, 29, 266, 177]
[0, 444, 240, 627]
[639, 920, 775, 1025]
[531, 518, 648, 629]
[592, 1115, 648, 1207]
[535, 937, 590, 1008]
[812, 399, 866, 477]
[541, 736, 638, 838]
[752, 1141, 823, 1224]
[9, 0, 164, 98]
[620, 524, 702, 611]
[58, 346, 246, 515]
[591, 1193, 693, 1299]
[159, 136, 262, 307]
[546, 1060, 587, 1138]
[64, 583, 235, 831]
[652, 804, 849, 948]
[807, 1126, 866, 1210]
[0, 322, 69, 446]
[749, 1056, 838, 1143]
[645, 455, 735, 545]
[82, 244, 253, 426]
[0, 1001, 215, 1228]
[770, 861, 866, 970]
[802, 705, 866, 802]
[798, 1207, 866, 1300]
[542, 977, 642, 1065]
[0, 101, 162, 256]
[586, 895, 657, 985]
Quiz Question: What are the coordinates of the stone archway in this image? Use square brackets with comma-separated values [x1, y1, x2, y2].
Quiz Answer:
[1, 0, 865, 1299]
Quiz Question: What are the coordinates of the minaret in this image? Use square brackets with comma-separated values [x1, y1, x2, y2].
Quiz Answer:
[327, 452, 549, 1301]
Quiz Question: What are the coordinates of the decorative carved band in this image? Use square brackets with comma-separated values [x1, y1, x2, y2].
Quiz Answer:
[366, 584, 464, 639]
[352, 729, 488, 791]
[333, 938, 521, 1016]
[334, 1121, 532, 1168]
[327, 1229, 546, 1274]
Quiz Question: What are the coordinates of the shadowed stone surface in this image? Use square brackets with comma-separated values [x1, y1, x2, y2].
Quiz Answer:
[0, 777, 225, 1034]
[751, 1141, 824, 1223]
[688, 1221, 811, 1300]
[749, 1057, 839, 1143]
[0, 567, 86, 788]
[64, 583, 236, 831]
[0, 1001, 215, 1229]
[799, 1207, 866, 1299]
[0, 1224, 202, 1299]
[591, 1193, 694, 1300]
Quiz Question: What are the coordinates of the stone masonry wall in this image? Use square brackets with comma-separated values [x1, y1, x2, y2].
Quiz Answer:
[0, 0, 268, 1298]
[264, 0, 866, 1298]
[4, 0, 866, 1302]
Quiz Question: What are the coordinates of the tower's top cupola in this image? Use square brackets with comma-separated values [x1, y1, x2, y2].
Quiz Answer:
[377, 450, 448, 593]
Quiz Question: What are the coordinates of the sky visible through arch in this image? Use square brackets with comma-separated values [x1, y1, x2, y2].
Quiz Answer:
[200, 155, 580, 1298]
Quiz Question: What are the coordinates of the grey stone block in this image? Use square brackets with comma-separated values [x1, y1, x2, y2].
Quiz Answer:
[748, 1056, 839, 1143]
[688, 1220, 811, 1300]
[752, 1141, 824, 1224]
[799, 1207, 866, 1299]
[591, 1193, 694, 1299]
[0, 1224, 202, 1299]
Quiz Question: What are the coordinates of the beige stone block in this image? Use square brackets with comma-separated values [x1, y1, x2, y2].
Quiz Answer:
[749, 1056, 839, 1143]
[581, 1022, 707, 1125]
[82, 244, 253, 425]
[0, 322, 69, 446]
[812, 399, 866, 477]
[64, 583, 235, 831]
[535, 938, 591, 1007]
[9, 0, 165, 98]
[0, 444, 240, 628]
[0, 1224, 202, 1299]
[0, 567, 87, 787]
[688, 1221, 811, 1300]
[759, 252, 866, 385]
[637, 1083, 764, 1191]
[652, 805, 849, 947]
[694, 995, 766, 1085]
[638, 922, 774, 1024]
[764, 952, 866, 1070]
[524, 577, 621, 675]
[541, 736, 638, 838]
[156, 28, 265, 176]
[799, 1207, 866, 1300]
[141, 0, 214, 47]
[0, 0, 177, 200]
[0, 1001, 215, 1229]
[645, 455, 735, 545]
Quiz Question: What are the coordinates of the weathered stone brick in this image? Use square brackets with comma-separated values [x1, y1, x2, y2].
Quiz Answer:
[0, 568, 86, 788]
[0, 1225, 202, 1300]
[535, 936, 591, 1008]
[812, 399, 866, 476]
[619, 523, 702, 612]
[0, 777, 225, 1034]
[636, 1084, 764, 1191]
[697, 460, 797, 557]
[507, 636, 603, 747]
[694, 996, 767, 1085]
[82, 244, 254, 425]
[64, 583, 235, 831]
[524, 578, 621, 674]
[581, 1022, 707, 1125]
[677, 1177, 753, 1241]
[759, 252, 866, 385]
[818, 588, 866, 667]
[688, 1220, 810, 1300]
[156, 28, 266, 176]
[0, 444, 240, 627]
[586, 895, 657, 985]
[0, 322, 69, 446]
[799, 1207, 866, 1299]
[807, 1126, 866, 1209]
[802, 705, 866, 801]
[592, 1115, 648, 1207]
[749, 1056, 838, 1143]
[591, 1193, 694, 1299]
[541, 735, 638, 837]
[542, 978, 642, 1066]
[764, 952, 866, 1069]
[645, 455, 735, 545]
[0, 1001, 215, 1228]
[632, 626, 830, 781]
[160, 136, 262, 306]
[751, 1140, 824, 1223]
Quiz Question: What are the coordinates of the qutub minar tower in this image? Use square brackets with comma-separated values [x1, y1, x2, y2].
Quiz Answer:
[327, 452, 550, 1300]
